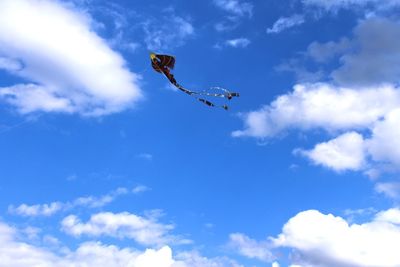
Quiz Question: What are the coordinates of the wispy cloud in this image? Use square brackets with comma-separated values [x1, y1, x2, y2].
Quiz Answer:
[267, 14, 305, 34]
[136, 153, 153, 160]
[8, 187, 144, 217]
[132, 185, 151, 194]
[225, 38, 251, 48]
[213, 0, 253, 32]
[0, 0, 142, 116]
[213, 0, 253, 18]
[214, 37, 251, 49]
[228, 233, 274, 262]
[302, 0, 400, 12]
[375, 182, 400, 200]
[142, 11, 194, 51]
[61, 211, 191, 246]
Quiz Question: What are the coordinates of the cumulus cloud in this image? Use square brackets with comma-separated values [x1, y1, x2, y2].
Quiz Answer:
[233, 83, 400, 138]
[332, 18, 400, 86]
[267, 15, 305, 34]
[235, 16, 400, 176]
[299, 132, 366, 172]
[234, 83, 400, 173]
[61, 211, 190, 247]
[273, 209, 400, 267]
[0, 221, 211, 267]
[0, 0, 142, 116]
[232, 208, 400, 266]
[0, 224, 239, 267]
[0, 210, 242, 266]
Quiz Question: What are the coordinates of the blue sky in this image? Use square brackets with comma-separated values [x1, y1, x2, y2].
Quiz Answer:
[1, 0, 400, 266]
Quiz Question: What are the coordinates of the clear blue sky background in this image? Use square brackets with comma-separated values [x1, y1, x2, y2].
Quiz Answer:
[0, 1, 399, 266]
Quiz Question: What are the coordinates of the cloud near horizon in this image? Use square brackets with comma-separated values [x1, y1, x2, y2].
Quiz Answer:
[230, 208, 400, 266]
[0, 220, 240, 267]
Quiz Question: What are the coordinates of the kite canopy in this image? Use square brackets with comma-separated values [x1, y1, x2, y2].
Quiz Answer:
[150, 53, 239, 110]
[151, 53, 175, 73]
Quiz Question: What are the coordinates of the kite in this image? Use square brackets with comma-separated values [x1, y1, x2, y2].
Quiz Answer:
[150, 53, 239, 110]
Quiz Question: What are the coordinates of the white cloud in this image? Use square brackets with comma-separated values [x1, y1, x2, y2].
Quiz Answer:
[233, 83, 400, 138]
[225, 38, 251, 48]
[0, 57, 22, 72]
[302, 0, 400, 12]
[267, 15, 305, 34]
[0, 220, 175, 267]
[232, 208, 400, 266]
[8, 202, 63, 217]
[61, 211, 189, 247]
[73, 187, 128, 208]
[375, 208, 400, 224]
[0, 0, 142, 116]
[273, 209, 400, 267]
[0, 221, 239, 267]
[132, 185, 151, 194]
[233, 83, 400, 174]
[143, 14, 194, 51]
[0, 84, 74, 114]
[366, 109, 400, 167]
[0, 214, 242, 267]
[213, 0, 253, 18]
[9, 187, 134, 217]
[375, 182, 400, 200]
[228, 233, 274, 262]
[299, 132, 366, 171]
[175, 251, 243, 267]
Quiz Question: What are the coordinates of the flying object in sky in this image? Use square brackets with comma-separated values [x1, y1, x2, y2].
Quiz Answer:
[150, 53, 239, 110]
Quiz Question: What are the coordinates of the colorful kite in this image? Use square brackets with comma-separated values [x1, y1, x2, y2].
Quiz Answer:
[150, 53, 239, 110]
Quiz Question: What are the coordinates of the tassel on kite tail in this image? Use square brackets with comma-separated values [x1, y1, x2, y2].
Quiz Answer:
[197, 86, 240, 100]
[176, 83, 229, 110]
[162, 71, 229, 110]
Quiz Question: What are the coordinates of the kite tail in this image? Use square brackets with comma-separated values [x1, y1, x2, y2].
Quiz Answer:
[176, 84, 229, 110]
[207, 87, 240, 100]
[187, 87, 240, 100]
[161, 71, 232, 110]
